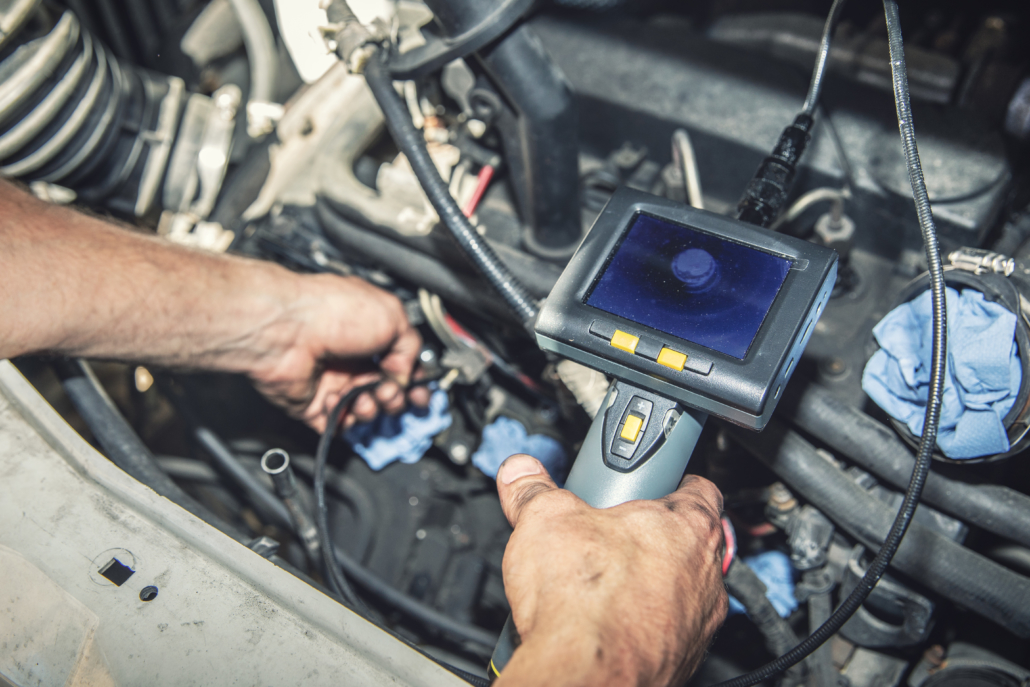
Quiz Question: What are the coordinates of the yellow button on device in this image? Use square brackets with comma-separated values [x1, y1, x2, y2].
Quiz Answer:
[610, 330, 639, 353]
[656, 347, 688, 371]
[620, 414, 644, 442]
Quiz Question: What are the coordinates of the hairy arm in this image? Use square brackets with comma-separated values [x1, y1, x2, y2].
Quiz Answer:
[0, 179, 425, 429]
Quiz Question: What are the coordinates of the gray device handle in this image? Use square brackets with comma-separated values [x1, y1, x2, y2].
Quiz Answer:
[489, 381, 707, 678]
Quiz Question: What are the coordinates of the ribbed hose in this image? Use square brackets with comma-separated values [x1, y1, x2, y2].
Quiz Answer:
[786, 384, 1030, 549]
[729, 423, 1030, 638]
[54, 359, 246, 541]
[710, 2, 948, 684]
[0, 7, 185, 216]
[362, 51, 539, 327]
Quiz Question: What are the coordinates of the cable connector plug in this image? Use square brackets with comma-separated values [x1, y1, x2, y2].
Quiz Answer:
[736, 114, 815, 229]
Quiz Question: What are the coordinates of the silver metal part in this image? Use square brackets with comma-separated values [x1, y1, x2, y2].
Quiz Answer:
[0, 360, 464, 686]
[260, 449, 321, 560]
[160, 84, 241, 249]
[948, 247, 1016, 277]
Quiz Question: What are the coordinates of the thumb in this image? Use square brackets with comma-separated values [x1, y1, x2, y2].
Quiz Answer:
[496, 454, 560, 528]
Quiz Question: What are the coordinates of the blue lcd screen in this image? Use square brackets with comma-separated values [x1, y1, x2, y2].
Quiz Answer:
[585, 214, 792, 359]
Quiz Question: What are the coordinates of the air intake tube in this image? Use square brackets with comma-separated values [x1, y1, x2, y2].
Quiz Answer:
[0, 1, 237, 220]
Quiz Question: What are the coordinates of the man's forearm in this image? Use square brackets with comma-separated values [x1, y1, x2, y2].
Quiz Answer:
[0, 179, 302, 371]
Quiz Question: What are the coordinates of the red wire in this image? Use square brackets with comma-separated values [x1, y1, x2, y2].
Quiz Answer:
[462, 165, 494, 217]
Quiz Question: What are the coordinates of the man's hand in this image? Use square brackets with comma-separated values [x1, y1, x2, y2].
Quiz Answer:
[0, 179, 428, 431]
[494, 454, 728, 687]
[245, 273, 429, 432]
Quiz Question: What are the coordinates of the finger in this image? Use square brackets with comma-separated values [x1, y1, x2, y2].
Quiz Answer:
[663, 474, 724, 533]
[495, 454, 561, 528]
[380, 325, 423, 387]
[408, 385, 431, 408]
[350, 392, 378, 422]
[375, 381, 405, 414]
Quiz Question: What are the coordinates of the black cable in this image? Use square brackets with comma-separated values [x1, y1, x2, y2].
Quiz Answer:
[312, 376, 499, 650]
[315, 382, 379, 609]
[194, 426, 294, 529]
[710, 1, 948, 684]
[362, 50, 539, 328]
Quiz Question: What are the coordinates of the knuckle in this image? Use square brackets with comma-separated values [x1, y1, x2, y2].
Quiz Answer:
[509, 481, 558, 522]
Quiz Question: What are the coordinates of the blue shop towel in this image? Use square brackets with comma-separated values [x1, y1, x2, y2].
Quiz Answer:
[471, 416, 568, 484]
[728, 550, 797, 618]
[345, 389, 452, 471]
[862, 287, 1021, 459]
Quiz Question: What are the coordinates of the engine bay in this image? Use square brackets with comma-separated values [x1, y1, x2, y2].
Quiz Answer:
[4, 0, 1030, 684]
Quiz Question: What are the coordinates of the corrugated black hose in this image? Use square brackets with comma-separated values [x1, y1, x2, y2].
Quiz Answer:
[361, 50, 539, 328]
[710, 2, 948, 684]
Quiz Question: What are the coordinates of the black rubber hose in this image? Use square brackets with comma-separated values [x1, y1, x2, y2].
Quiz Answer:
[723, 559, 807, 686]
[290, 454, 377, 563]
[362, 50, 539, 327]
[54, 359, 247, 541]
[315, 383, 378, 609]
[728, 422, 1030, 638]
[314, 381, 498, 647]
[712, 3, 950, 683]
[194, 426, 293, 530]
[786, 384, 1030, 549]
[315, 201, 517, 324]
[330, 545, 499, 648]
[479, 24, 581, 253]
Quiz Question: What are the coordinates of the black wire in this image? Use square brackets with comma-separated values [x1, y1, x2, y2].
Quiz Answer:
[709, 2, 948, 685]
[315, 382, 380, 610]
[312, 376, 499, 649]
[362, 50, 539, 328]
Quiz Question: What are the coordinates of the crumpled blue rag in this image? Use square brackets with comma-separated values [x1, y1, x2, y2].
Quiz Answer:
[728, 550, 797, 618]
[862, 287, 1021, 459]
[471, 416, 568, 484]
[345, 389, 452, 471]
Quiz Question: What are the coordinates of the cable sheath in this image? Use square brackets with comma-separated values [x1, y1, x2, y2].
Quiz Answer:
[709, 2, 948, 683]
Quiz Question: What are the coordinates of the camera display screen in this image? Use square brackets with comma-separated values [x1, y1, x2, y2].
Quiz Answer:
[585, 214, 793, 359]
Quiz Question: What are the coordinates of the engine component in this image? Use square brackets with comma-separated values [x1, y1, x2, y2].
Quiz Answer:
[785, 383, 1030, 550]
[909, 643, 1030, 687]
[0, 6, 184, 216]
[729, 422, 1030, 638]
[838, 545, 936, 648]
[724, 558, 808, 687]
[876, 269, 1030, 462]
[477, 24, 581, 255]
[386, 0, 534, 80]
[0, 1, 241, 228]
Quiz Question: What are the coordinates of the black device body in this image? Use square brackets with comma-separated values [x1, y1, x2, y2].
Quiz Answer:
[535, 187, 838, 430]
